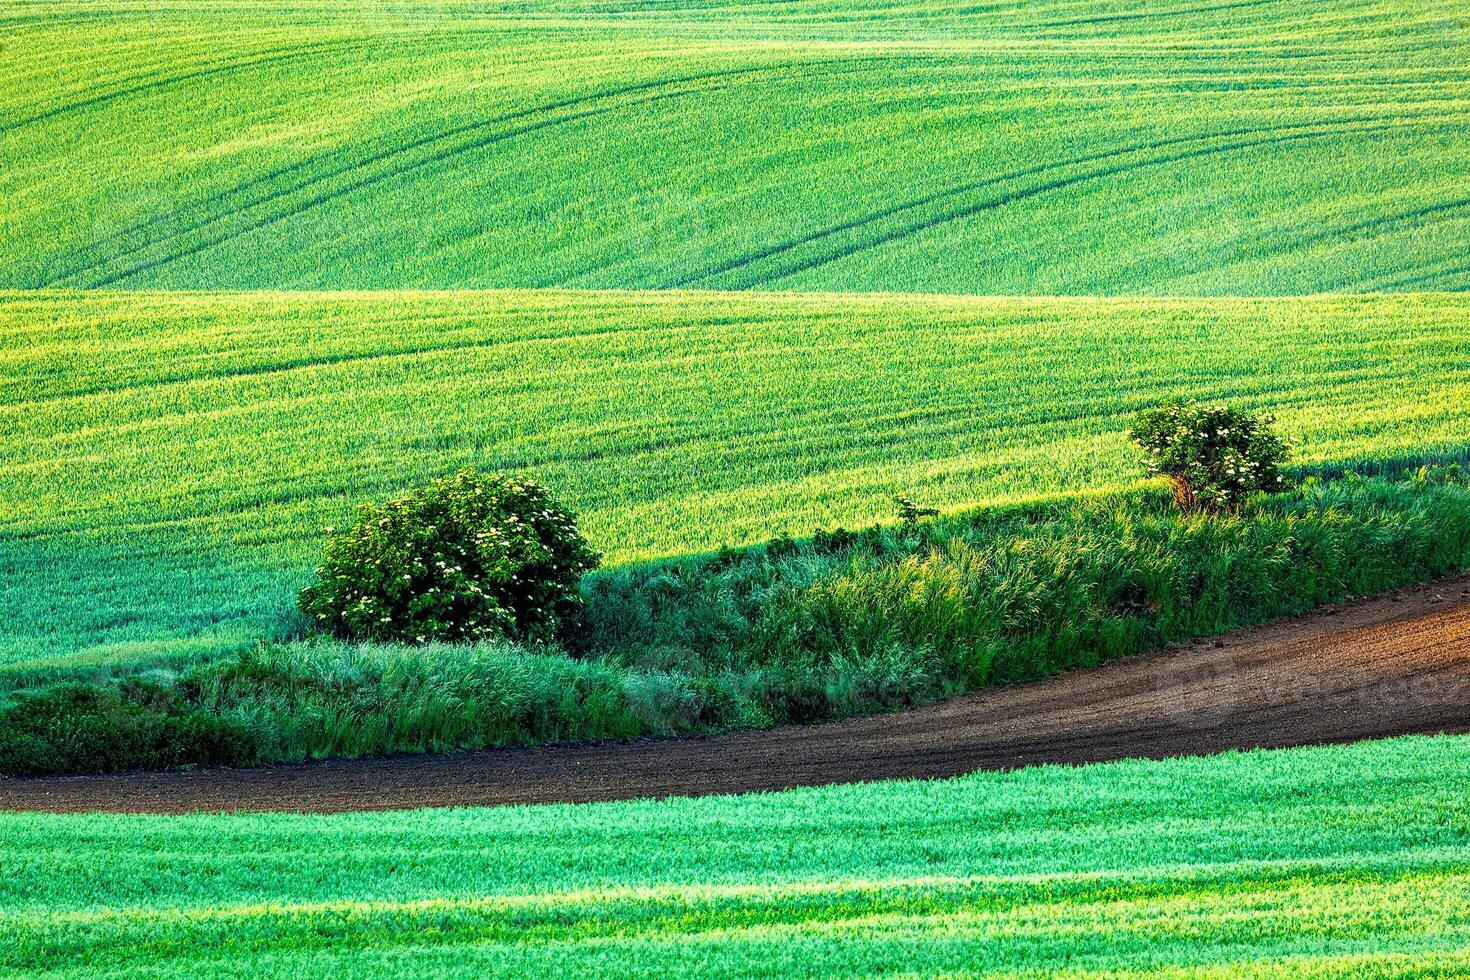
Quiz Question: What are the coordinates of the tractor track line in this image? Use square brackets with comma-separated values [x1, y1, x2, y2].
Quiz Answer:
[0, 24, 538, 134]
[667, 109, 1450, 289]
[43, 59, 798, 283]
[758, 118, 1420, 285]
[0, 37, 382, 135]
[1023, 0, 1288, 31]
[51, 56, 917, 287]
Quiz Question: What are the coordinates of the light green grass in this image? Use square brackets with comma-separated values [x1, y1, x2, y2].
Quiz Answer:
[5, 735, 1470, 976]
[4, 289, 1468, 671]
[3, 0, 1469, 293]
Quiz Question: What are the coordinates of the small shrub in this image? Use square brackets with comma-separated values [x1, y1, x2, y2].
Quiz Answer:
[6, 474, 1470, 777]
[1129, 401, 1290, 511]
[766, 534, 801, 561]
[895, 494, 939, 523]
[298, 470, 600, 645]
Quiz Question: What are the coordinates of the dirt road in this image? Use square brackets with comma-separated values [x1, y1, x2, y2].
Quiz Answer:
[5, 574, 1468, 814]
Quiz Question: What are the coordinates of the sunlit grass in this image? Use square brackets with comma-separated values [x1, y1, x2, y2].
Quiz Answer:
[2, 0, 1468, 293]
[4, 289, 1468, 669]
[5, 735, 1470, 975]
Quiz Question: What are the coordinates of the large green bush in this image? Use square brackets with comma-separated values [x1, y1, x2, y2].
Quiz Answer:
[1129, 401, 1290, 511]
[4, 471, 1467, 776]
[298, 471, 600, 645]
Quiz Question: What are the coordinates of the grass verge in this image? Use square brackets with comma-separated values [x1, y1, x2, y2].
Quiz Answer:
[3, 469, 1466, 776]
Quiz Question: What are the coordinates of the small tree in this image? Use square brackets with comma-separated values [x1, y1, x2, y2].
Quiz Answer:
[299, 471, 600, 644]
[894, 495, 939, 523]
[1129, 401, 1289, 512]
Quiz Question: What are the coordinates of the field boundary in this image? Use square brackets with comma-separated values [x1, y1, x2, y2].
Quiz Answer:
[6, 571, 1466, 814]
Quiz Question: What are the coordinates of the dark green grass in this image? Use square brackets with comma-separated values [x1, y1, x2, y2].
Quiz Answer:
[5, 471, 1465, 776]
[5, 734, 1470, 976]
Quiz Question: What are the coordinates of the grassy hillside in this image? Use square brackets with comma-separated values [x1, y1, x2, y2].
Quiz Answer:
[3, 289, 1467, 673]
[4, 0, 1469, 293]
[6, 735, 1470, 975]
[6, 474, 1465, 776]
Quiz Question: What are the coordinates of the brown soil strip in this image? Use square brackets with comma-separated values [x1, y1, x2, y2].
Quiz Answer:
[5, 574, 1470, 815]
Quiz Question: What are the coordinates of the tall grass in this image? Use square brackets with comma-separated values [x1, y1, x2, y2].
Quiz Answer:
[4, 290, 1469, 671]
[4, 472, 1466, 775]
[579, 470, 1470, 692]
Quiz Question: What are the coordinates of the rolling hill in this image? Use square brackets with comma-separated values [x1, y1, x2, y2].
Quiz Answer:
[3, 289, 1468, 673]
[3, 0, 1469, 292]
[6, 4, 1470, 966]
[2, 0, 1468, 717]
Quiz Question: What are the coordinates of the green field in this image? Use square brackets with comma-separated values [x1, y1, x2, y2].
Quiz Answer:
[4, 735, 1470, 976]
[5, 290, 1469, 673]
[6, 0, 1470, 970]
[5, 0, 1469, 671]
[3, 0, 1470, 293]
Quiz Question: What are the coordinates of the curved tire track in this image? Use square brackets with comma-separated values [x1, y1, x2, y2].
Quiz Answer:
[760, 120, 1422, 284]
[674, 111, 1459, 288]
[1023, 0, 1289, 31]
[1366, 257, 1470, 291]
[49, 57, 911, 287]
[0, 37, 386, 135]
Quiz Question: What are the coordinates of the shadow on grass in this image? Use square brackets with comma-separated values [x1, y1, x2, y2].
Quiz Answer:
[1291, 445, 1470, 481]
[5, 465, 1470, 776]
[4, 449, 1466, 694]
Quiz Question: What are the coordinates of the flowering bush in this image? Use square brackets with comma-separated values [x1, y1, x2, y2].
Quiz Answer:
[1129, 401, 1290, 511]
[299, 471, 600, 644]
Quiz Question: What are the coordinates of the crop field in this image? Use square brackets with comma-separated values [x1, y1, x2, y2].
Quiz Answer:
[4, 289, 1469, 675]
[5, 735, 1470, 976]
[3, 0, 1470, 294]
[5, 0, 1470, 973]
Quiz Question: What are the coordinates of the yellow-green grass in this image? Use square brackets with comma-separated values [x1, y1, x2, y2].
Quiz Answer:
[3, 0, 1470, 293]
[3, 289, 1467, 673]
[5, 735, 1470, 976]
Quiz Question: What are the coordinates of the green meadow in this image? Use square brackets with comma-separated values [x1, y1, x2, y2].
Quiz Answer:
[4, 290, 1469, 674]
[5, 0, 1470, 970]
[6, 736, 1470, 976]
[3, 0, 1469, 293]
